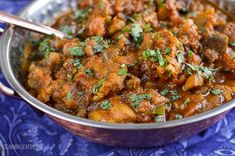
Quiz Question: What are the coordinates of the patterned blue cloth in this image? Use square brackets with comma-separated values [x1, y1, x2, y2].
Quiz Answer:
[0, 0, 235, 156]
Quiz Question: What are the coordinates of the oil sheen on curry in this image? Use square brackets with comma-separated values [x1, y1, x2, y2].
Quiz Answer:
[24, 0, 235, 123]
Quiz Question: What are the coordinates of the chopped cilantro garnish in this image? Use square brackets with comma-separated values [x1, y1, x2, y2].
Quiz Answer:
[121, 26, 130, 33]
[143, 49, 156, 58]
[158, 0, 166, 8]
[72, 59, 83, 69]
[169, 90, 181, 102]
[160, 88, 180, 101]
[66, 91, 73, 101]
[185, 63, 197, 71]
[84, 69, 94, 77]
[229, 41, 235, 47]
[177, 43, 183, 50]
[59, 25, 73, 39]
[177, 52, 185, 64]
[183, 98, 191, 105]
[74, 9, 88, 22]
[38, 38, 54, 58]
[144, 23, 154, 32]
[211, 89, 224, 95]
[155, 115, 165, 122]
[99, 2, 105, 10]
[185, 63, 220, 80]
[92, 72, 109, 94]
[79, 42, 86, 47]
[131, 23, 143, 44]
[199, 66, 213, 79]
[160, 89, 169, 96]
[100, 100, 112, 110]
[143, 49, 167, 67]
[89, 36, 106, 54]
[118, 64, 128, 75]
[129, 94, 152, 108]
[188, 50, 193, 58]
[69, 46, 85, 56]
[164, 47, 171, 55]
[175, 114, 183, 119]
[118, 69, 128, 75]
[155, 49, 167, 67]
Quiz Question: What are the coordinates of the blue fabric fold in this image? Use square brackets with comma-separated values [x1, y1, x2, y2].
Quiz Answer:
[0, 0, 235, 155]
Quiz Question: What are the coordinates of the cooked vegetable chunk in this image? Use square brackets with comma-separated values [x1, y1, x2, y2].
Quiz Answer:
[89, 97, 137, 123]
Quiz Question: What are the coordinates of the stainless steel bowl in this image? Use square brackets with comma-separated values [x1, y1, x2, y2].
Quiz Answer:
[0, 0, 235, 148]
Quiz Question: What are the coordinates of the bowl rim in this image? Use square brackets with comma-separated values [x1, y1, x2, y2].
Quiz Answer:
[0, 0, 235, 130]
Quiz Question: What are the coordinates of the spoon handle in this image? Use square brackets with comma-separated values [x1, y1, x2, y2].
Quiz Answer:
[0, 11, 66, 38]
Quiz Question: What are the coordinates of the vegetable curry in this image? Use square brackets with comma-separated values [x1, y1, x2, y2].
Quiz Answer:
[25, 0, 235, 123]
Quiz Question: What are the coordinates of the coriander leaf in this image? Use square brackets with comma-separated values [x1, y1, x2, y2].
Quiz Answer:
[229, 41, 235, 47]
[131, 23, 143, 44]
[89, 36, 106, 54]
[188, 50, 193, 58]
[177, 52, 185, 64]
[99, 2, 105, 10]
[118, 68, 128, 75]
[154, 115, 165, 122]
[185, 63, 197, 71]
[211, 89, 224, 95]
[185, 63, 220, 80]
[169, 90, 181, 102]
[59, 25, 73, 39]
[143, 49, 167, 67]
[121, 26, 130, 33]
[143, 49, 156, 58]
[158, 0, 166, 8]
[144, 23, 154, 32]
[164, 47, 171, 55]
[155, 49, 167, 67]
[93, 72, 109, 94]
[175, 114, 183, 119]
[177, 43, 183, 50]
[74, 9, 88, 22]
[183, 98, 191, 105]
[84, 69, 94, 77]
[72, 59, 83, 69]
[100, 100, 112, 110]
[160, 89, 169, 96]
[66, 91, 73, 101]
[38, 39, 54, 58]
[199, 66, 213, 79]
[38, 40, 48, 52]
[129, 94, 152, 108]
[69, 46, 85, 56]
[118, 64, 128, 76]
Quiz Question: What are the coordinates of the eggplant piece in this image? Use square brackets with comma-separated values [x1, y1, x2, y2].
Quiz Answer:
[204, 31, 229, 53]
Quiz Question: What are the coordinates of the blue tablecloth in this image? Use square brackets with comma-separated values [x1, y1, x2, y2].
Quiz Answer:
[0, 0, 235, 156]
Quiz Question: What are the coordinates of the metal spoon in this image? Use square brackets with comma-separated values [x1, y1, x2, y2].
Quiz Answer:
[0, 11, 66, 38]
